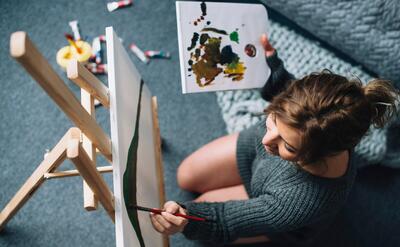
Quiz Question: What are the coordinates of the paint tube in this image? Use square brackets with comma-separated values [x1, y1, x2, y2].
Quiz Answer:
[68, 20, 81, 41]
[85, 63, 107, 74]
[99, 35, 106, 42]
[99, 34, 123, 43]
[144, 50, 171, 59]
[129, 43, 149, 64]
[91, 37, 102, 64]
[107, 0, 132, 12]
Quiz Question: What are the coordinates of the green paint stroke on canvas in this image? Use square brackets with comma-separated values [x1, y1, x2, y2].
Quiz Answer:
[123, 79, 145, 247]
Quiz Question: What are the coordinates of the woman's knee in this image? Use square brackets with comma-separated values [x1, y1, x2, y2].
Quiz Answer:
[177, 157, 198, 191]
[177, 133, 240, 192]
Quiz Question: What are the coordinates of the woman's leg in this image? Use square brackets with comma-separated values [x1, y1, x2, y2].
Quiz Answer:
[194, 184, 248, 202]
[177, 133, 243, 193]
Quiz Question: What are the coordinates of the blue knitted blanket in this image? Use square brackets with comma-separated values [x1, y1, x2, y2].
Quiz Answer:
[259, 0, 400, 86]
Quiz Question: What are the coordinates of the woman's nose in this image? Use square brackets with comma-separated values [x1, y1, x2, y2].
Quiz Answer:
[262, 129, 279, 146]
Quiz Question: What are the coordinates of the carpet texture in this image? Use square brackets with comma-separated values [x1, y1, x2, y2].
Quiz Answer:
[1, 1, 400, 247]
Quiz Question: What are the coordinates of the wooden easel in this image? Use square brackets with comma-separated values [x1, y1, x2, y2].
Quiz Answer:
[0, 31, 166, 245]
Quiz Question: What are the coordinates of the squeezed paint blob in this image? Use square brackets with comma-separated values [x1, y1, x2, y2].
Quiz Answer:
[207, 21, 211, 25]
[229, 31, 239, 44]
[244, 44, 257, 57]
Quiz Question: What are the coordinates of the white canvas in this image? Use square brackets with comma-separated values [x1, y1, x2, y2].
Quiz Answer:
[106, 27, 164, 247]
[176, 1, 271, 93]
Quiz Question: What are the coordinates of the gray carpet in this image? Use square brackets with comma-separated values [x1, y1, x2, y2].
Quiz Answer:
[0, 0, 226, 246]
[2, 1, 400, 247]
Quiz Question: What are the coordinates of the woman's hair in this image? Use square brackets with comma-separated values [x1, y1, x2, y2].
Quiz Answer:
[265, 70, 399, 165]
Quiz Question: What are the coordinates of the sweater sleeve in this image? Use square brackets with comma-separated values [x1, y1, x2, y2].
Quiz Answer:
[236, 119, 266, 194]
[181, 184, 325, 244]
[260, 51, 295, 102]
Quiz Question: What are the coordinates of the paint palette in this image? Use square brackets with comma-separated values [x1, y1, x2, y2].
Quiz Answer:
[176, 1, 271, 93]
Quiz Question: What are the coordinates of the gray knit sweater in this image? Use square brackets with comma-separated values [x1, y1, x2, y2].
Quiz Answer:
[181, 53, 358, 245]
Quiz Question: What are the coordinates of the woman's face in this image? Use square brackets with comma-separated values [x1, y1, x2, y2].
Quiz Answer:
[262, 114, 301, 161]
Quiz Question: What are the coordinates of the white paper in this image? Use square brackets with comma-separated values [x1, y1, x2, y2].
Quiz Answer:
[176, 1, 271, 93]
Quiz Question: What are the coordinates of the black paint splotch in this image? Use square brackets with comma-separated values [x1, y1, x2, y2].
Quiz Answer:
[201, 27, 228, 35]
[200, 1, 207, 16]
[187, 32, 199, 51]
[193, 2, 207, 26]
[220, 45, 238, 65]
[200, 33, 210, 45]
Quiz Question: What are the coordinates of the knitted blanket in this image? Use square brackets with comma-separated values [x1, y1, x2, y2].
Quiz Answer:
[259, 0, 400, 86]
[216, 20, 400, 169]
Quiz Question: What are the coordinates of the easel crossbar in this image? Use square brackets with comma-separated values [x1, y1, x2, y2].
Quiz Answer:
[0, 127, 115, 231]
[0, 128, 80, 230]
[44, 166, 113, 179]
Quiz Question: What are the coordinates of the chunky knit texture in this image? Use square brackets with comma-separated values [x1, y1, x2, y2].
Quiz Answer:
[258, 0, 400, 84]
[216, 20, 400, 168]
[182, 120, 357, 244]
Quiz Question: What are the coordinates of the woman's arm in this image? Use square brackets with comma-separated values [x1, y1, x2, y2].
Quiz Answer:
[150, 189, 319, 244]
[260, 34, 295, 102]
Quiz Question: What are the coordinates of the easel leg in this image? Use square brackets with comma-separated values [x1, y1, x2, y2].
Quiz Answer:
[151, 96, 169, 247]
[67, 136, 115, 222]
[81, 89, 98, 211]
[0, 128, 80, 231]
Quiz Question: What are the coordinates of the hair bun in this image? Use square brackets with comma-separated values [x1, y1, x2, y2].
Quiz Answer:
[363, 79, 399, 128]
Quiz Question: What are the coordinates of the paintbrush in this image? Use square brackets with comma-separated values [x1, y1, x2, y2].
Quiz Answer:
[64, 33, 82, 54]
[130, 204, 207, 222]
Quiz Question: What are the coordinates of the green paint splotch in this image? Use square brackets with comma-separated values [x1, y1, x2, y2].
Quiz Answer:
[229, 31, 239, 44]
[123, 79, 145, 247]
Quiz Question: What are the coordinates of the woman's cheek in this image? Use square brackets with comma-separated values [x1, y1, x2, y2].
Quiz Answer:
[278, 145, 297, 161]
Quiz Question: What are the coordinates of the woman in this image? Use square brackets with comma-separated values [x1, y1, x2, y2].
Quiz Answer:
[149, 34, 399, 245]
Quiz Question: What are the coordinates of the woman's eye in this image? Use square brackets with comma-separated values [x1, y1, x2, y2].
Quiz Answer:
[285, 143, 296, 153]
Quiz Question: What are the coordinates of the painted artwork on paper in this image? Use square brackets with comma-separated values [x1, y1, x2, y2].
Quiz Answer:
[176, 1, 271, 93]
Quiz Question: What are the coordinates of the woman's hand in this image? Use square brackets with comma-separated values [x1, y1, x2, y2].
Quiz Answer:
[150, 201, 188, 235]
[260, 33, 275, 57]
